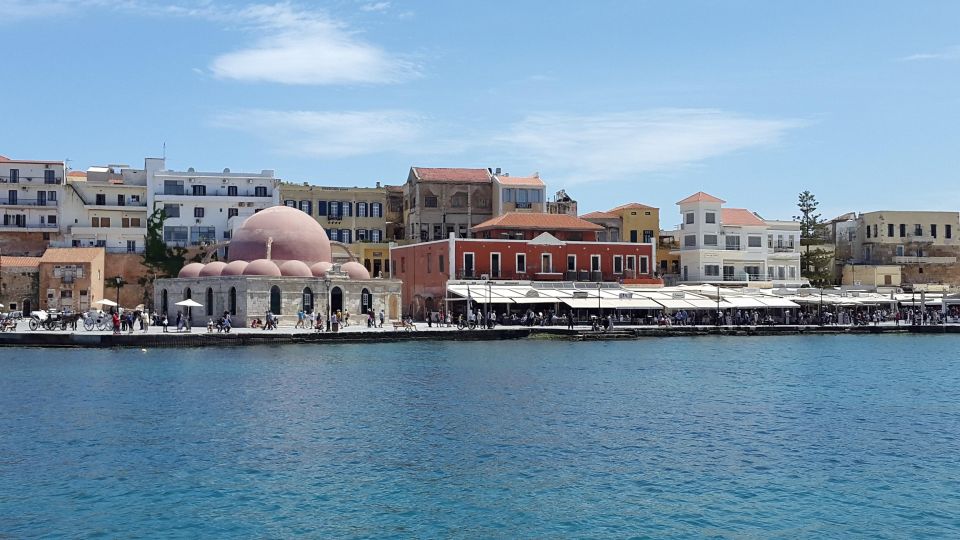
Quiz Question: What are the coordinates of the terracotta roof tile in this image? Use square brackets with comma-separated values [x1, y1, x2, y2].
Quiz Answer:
[39, 247, 104, 264]
[721, 208, 766, 226]
[0, 156, 64, 165]
[494, 175, 545, 187]
[0, 256, 41, 268]
[412, 167, 491, 183]
[677, 191, 725, 204]
[472, 212, 603, 232]
[67, 171, 87, 178]
[580, 211, 618, 220]
[608, 202, 657, 212]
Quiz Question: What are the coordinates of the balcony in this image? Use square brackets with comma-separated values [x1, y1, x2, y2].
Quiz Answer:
[893, 256, 957, 264]
[773, 246, 796, 252]
[514, 202, 532, 209]
[159, 189, 272, 198]
[0, 222, 58, 231]
[0, 199, 58, 207]
[0, 176, 62, 184]
[86, 201, 147, 211]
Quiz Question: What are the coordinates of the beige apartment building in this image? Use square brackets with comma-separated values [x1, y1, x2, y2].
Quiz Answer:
[279, 183, 392, 277]
[404, 167, 494, 241]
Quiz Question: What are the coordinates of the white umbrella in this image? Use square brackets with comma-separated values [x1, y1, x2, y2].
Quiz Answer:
[175, 299, 203, 308]
[93, 299, 118, 307]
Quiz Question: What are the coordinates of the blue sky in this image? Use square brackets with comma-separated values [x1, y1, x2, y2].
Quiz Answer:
[3, 0, 959, 223]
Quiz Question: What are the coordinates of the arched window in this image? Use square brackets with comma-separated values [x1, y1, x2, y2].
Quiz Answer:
[302, 287, 314, 313]
[228, 287, 236, 315]
[270, 285, 282, 315]
[206, 287, 214, 316]
[361, 288, 371, 314]
[184, 287, 192, 300]
[161, 289, 168, 315]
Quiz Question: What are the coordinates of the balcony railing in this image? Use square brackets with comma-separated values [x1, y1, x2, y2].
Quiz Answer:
[514, 202, 532, 209]
[0, 199, 58, 206]
[0, 222, 58, 229]
[161, 189, 271, 197]
[724, 244, 741, 251]
[773, 246, 796, 252]
[90, 200, 147, 207]
[0, 176, 62, 184]
[893, 256, 957, 264]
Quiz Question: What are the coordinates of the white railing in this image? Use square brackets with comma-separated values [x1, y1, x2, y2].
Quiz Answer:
[893, 256, 957, 264]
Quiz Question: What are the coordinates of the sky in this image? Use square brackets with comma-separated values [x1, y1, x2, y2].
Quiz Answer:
[2, 0, 960, 224]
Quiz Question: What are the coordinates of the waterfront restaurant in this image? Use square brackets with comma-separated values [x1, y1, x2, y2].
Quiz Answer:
[154, 206, 403, 327]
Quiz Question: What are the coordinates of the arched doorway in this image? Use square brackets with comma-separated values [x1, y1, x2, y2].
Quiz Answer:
[360, 288, 371, 314]
[270, 285, 282, 315]
[183, 287, 192, 319]
[161, 289, 168, 315]
[205, 287, 214, 316]
[228, 287, 237, 315]
[22, 299, 31, 315]
[331, 286, 343, 313]
[302, 287, 314, 313]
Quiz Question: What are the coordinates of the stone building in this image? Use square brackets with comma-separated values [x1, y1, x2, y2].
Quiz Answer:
[154, 206, 402, 327]
[38, 247, 106, 312]
[0, 256, 40, 313]
[403, 167, 494, 241]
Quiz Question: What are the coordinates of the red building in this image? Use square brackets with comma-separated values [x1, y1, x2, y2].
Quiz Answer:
[390, 231, 659, 318]
[471, 212, 603, 241]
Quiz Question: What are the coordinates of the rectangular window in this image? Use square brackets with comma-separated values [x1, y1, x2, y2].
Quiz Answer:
[48, 191, 57, 202]
[342, 202, 353, 217]
[284, 199, 296, 207]
[888, 224, 894, 237]
[254, 186, 267, 197]
[725, 236, 740, 250]
[163, 226, 188, 243]
[705, 212, 716, 224]
[427, 255, 432, 273]
[640, 256, 648, 274]
[194, 207, 205, 218]
[401, 257, 406, 273]
[703, 234, 718, 246]
[371, 229, 382, 243]
[47, 215, 57, 225]
[491, 253, 501, 278]
[317, 200, 327, 216]
[299, 200, 312, 215]
[192, 185, 206, 196]
[768, 267, 775, 279]
[931, 224, 938, 238]
[328, 228, 338, 242]
[117, 194, 125, 206]
[866, 226, 871, 239]
[92, 217, 111, 227]
[789, 266, 796, 278]
[228, 185, 238, 196]
[947, 225, 953, 239]
[424, 196, 438, 208]
[626, 255, 636, 271]
[873, 224, 878, 238]
[439, 255, 445, 274]
[516, 253, 526, 273]
[767, 234, 773, 248]
[685, 212, 694, 225]
[613, 255, 623, 274]
[341, 229, 352, 244]
[329, 201, 342, 219]
[126, 240, 137, 253]
[228, 208, 238, 218]
[590, 255, 601, 272]
[643, 230, 654, 243]
[122, 217, 130, 228]
[748, 235, 762, 248]
[541, 253, 552, 273]
[503, 189, 514, 203]
[191, 226, 216, 245]
[357, 202, 368, 217]
[900, 224, 906, 237]
[915, 224, 923, 236]
[95, 194, 106, 205]
[44, 169, 56, 184]
[8, 169, 17, 183]
[567, 254, 576, 272]
[356, 229, 368, 242]
[684, 235, 696, 247]
[163, 180, 184, 195]
[163, 204, 180, 218]
[463, 253, 475, 278]
[704, 264, 720, 277]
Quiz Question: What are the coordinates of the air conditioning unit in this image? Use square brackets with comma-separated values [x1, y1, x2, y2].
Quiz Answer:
[480, 273, 490, 280]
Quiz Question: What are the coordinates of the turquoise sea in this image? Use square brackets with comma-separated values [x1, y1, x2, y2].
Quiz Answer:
[2, 336, 960, 538]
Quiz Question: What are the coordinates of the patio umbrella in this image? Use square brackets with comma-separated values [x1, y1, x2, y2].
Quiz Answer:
[175, 299, 203, 308]
[93, 299, 118, 307]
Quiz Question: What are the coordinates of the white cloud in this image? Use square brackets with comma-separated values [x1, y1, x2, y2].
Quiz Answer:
[210, 109, 427, 158]
[360, 1, 390, 12]
[494, 109, 804, 184]
[900, 46, 960, 61]
[209, 3, 417, 85]
[0, 0, 72, 20]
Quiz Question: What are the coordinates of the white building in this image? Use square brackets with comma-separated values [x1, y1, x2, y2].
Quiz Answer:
[58, 164, 149, 253]
[673, 191, 805, 286]
[0, 155, 64, 233]
[145, 160, 280, 249]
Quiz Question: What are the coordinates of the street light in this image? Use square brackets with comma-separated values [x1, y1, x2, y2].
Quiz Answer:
[324, 276, 331, 331]
[597, 281, 602, 317]
[716, 283, 721, 327]
[486, 279, 492, 329]
[115, 277, 123, 311]
[819, 288, 824, 326]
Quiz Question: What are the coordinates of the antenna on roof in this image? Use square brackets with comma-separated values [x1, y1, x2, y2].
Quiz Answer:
[162, 142, 166, 160]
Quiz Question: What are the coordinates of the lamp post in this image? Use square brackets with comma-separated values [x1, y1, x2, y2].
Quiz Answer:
[486, 279, 492, 329]
[324, 277, 331, 331]
[115, 277, 123, 312]
[716, 283, 721, 327]
[819, 288, 824, 326]
[597, 281, 602, 318]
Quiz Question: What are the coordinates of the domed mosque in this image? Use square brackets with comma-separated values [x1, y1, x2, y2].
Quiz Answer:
[154, 206, 402, 327]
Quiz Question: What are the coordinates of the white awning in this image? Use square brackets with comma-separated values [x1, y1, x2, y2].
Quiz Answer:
[755, 297, 800, 308]
[724, 297, 767, 308]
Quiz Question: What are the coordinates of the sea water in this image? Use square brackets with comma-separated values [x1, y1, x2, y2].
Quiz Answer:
[1, 336, 959, 538]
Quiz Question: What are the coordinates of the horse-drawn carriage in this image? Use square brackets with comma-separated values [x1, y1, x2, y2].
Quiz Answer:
[28, 310, 84, 331]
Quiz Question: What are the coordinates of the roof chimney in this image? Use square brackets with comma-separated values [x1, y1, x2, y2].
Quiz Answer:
[495, 167, 501, 175]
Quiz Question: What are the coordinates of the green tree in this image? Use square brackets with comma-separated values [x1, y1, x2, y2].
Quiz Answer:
[138, 207, 187, 307]
[794, 191, 833, 285]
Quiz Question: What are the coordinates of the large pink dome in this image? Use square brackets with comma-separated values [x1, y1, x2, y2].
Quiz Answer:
[243, 259, 282, 277]
[279, 260, 312, 277]
[342, 261, 371, 280]
[178, 262, 205, 278]
[310, 261, 333, 277]
[229, 206, 331, 264]
[199, 261, 227, 277]
[221, 260, 249, 276]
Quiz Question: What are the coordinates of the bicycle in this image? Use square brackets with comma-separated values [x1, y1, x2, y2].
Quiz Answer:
[456, 316, 477, 330]
[83, 312, 110, 331]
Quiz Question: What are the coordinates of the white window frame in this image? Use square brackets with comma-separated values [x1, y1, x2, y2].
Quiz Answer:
[640, 256, 648, 274]
[357, 202, 368, 217]
[516, 253, 526, 273]
[625, 255, 636, 271]
[541, 253, 552, 273]
[567, 254, 576, 272]
[490, 252, 501, 278]
[704, 264, 720, 277]
[613, 255, 623, 274]
[463, 252, 475, 276]
[590, 254, 601, 272]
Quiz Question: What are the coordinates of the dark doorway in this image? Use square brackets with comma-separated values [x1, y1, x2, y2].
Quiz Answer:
[302, 287, 314, 313]
[270, 285, 282, 315]
[228, 287, 237, 315]
[361, 288, 371, 314]
[331, 286, 343, 313]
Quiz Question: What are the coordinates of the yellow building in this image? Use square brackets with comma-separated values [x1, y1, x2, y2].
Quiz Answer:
[581, 202, 660, 243]
[279, 183, 392, 277]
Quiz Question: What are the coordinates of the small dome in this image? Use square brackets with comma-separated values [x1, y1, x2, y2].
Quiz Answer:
[342, 261, 371, 280]
[178, 262, 205, 278]
[221, 260, 249, 276]
[199, 261, 228, 277]
[310, 261, 333, 277]
[229, 206, 331, 264]
[279, 260, 312, 277]
[243, 259, 282, 277]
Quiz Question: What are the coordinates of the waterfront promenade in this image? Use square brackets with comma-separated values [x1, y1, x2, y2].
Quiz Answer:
[1, 319, 959, 348]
